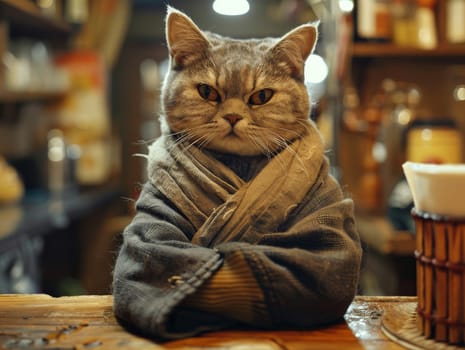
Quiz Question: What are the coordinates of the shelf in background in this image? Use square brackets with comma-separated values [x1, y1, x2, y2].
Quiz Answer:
[0, 0, 71, 38]
[353, 42, 465, 58]
[356, 215, 415, 256]
[0, 90, 68, 103]
[0, 185, 121, 252]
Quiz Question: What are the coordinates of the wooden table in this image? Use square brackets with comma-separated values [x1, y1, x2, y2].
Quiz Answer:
[0, 295, 415, 349]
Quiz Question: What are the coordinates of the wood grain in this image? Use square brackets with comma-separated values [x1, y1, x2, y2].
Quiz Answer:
[0, 295, 412, 349]
[414, 214, 425, 335]
[435, 222, 448, 342]
[448, 224, 462, 344]
[424, 220, 434, 338]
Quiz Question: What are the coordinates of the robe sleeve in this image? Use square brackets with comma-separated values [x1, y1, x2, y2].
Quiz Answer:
[112, 183, 234, 339]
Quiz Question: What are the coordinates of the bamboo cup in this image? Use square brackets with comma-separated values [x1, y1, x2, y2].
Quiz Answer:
[412, 210, 465, 345]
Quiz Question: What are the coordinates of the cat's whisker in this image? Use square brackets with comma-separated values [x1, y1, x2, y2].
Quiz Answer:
[166, 124, 212, 138]
[281, 141, 311, 179]
[262, 129, 289, 149]
[271, 125, 305, 142]
[183, 134, 211, 152]
[169, 126, 213, 150]
[247, 133, 273, 159]
[196, 134, 216, 149]
[174, 131, 218, 160]
[134, 139, 154, 146]
[268, 138, 291, 173]
[133, 153, 149, 159]
[167, 131, 206, 165]
[244, 126, 280, 158]
[166, 125, 215, 150]
[261, 130, 309, 175]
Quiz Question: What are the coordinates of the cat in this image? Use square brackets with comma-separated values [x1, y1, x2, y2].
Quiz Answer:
[161, 7, 317, 157]
[112, 7, 361, 340]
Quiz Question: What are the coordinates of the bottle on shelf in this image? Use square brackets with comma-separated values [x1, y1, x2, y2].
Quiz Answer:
[446, 0, 465, 44]
[356, 0, 392, 42]
[414, 0, 437, 49]
[391, 0, 417, 46]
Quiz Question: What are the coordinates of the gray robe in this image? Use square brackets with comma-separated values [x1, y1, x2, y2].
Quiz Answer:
[113, 122, 362, 339]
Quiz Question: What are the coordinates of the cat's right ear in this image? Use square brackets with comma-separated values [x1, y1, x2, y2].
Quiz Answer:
[270, 23, 318, 80]
[166, 7, 210, 69]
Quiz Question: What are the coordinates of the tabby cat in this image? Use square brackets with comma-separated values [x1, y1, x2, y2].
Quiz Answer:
[112, 7, 361, 340]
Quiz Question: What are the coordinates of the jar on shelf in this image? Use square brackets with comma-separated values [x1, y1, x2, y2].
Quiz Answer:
[406, 119, 463, 164]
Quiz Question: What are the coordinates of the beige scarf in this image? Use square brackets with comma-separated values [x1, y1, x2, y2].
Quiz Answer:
[147, 122, 324, 248]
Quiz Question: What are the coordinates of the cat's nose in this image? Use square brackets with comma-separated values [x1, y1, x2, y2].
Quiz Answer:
[223, 114, 243, 126]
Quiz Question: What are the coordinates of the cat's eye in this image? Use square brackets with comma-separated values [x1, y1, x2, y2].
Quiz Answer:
[197, 84, 221, 102]
[248, 89, 274, 105]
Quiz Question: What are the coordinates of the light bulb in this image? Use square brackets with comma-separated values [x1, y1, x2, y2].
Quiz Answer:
[213, 0, 250, 16]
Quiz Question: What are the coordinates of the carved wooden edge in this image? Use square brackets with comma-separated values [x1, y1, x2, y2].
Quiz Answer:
[353, 295, 417, 303]
[381, 300, 465, 350]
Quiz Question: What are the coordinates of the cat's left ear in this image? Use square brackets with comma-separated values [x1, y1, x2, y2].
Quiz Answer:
[270, 23, 318, 79]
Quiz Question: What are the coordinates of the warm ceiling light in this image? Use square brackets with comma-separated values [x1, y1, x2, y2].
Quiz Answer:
[213, 0, 250, 16]
[339, 0, 354, 13]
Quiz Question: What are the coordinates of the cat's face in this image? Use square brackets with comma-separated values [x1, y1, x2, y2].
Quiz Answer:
[162, 8, 317, 156]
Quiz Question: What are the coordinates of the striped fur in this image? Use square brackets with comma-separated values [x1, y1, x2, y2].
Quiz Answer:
[162, 7, 318, 156]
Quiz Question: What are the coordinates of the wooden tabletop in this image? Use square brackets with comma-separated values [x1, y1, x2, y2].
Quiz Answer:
[0, 294, 415, 349]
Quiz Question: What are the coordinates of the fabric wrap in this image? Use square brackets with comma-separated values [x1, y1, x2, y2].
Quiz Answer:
[113, 121, 362, 339]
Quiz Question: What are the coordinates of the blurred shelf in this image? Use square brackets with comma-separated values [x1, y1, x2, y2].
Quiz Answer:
[357, 215, 417, 296]
[0, 0, 71, 38]
[0, 90, 67, 103]
[356, 215, 416, 256]
[0, 185, 121, 252]
[353, 42, 465, 58]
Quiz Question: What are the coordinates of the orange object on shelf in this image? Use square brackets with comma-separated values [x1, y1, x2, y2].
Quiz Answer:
[0, 155, 24, 204]
[416, 0, 436, 8]
[49, 51, 112, 186]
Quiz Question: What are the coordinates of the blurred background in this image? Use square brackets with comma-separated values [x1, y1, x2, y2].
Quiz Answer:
[0, 0, 464, 297]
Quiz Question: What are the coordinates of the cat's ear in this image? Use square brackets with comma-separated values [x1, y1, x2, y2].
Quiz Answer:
[270, 23, 318, 79]
[165, 7, 210, 68]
